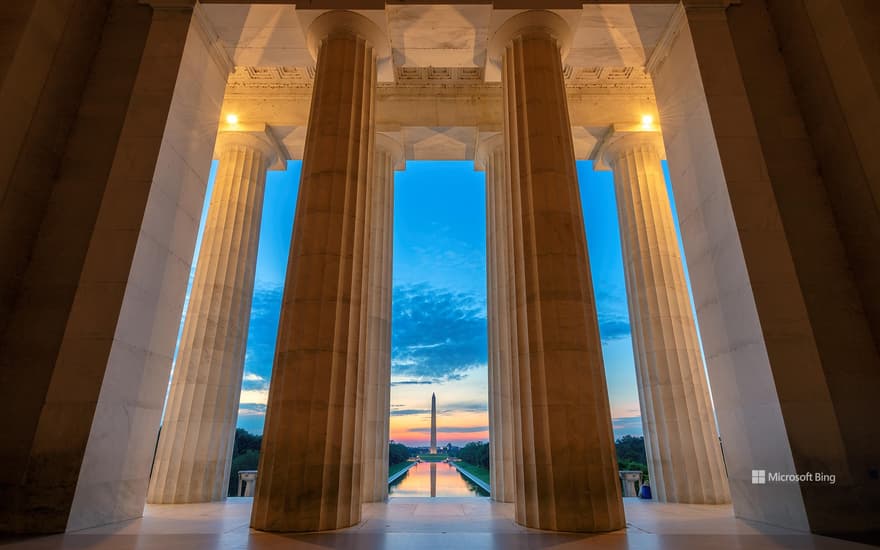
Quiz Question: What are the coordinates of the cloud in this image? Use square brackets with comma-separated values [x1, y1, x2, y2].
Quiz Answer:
[390, 372, 468, 386]
[593, 287, 632, 343]
[408, 426, 489, 434]
[242, 284, 284, 383]
[238, 403, 266, 417]
[598, 314, 631, 343]
[407, 342, 447, 350]
[409, 232, 486, 283]
[391, 284, 487, 380]
[390, 409, 430, 417]
[239, 388, 269, 405]
[612, 415, 643, 438]
[242, 370, 269, 394]
[390, 379, 433, 386]
[439, 400, 487, 413]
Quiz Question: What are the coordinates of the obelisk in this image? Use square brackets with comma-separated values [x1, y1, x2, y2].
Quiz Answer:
[430, 393, 437, 454]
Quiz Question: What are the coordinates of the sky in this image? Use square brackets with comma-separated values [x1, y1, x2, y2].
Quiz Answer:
[181, 158, 696, 445]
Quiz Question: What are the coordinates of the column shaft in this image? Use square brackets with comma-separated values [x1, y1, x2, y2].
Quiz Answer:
[483, 140, 515, 503]
[361, 143, 394, 502]
[378, 148, 393, 499]
[251, 23, 376, 532]
[500, 15, 624, 532]
[148, 140, 268, 503]
[0, 6, 221, 532]
[608, 140, 730, 503]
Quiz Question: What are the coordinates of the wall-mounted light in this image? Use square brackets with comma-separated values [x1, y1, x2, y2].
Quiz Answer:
[226, 113, 239, 125]
[641, 114, 654, 128]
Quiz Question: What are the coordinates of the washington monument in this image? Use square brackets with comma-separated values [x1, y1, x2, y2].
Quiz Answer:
[430, 393, 437, 454]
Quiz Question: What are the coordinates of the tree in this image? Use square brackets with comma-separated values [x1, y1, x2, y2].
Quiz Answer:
[232, 428, 262, 455]
[615, 435, 648, 477]
[388, 441, 411, 466]
[458, 441, 489, 469]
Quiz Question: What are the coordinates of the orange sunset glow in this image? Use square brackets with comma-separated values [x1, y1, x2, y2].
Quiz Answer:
[390, 407, 489, 446]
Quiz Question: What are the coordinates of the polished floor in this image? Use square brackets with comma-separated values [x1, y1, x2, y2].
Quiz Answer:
[2, 497, 873, 549]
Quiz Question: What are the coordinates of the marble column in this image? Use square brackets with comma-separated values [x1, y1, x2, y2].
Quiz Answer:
[148, 126, 283, 504]
[478, 133, 515, 504]
[490, 11, 624, 532]
[0, 5, 229, 532]
[361, 133, 401, 503]
[597, 128, 730, 504]
[250, 10, 385, 532]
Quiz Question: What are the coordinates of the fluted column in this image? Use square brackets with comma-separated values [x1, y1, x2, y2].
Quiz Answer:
[361, 133, 401, 502]
[251, 10, 385, 532]
[148, 126, 282, 504]
[597, 128, 730, 504]
[478, 133, 515, 503]
[490, 10, 625, 532]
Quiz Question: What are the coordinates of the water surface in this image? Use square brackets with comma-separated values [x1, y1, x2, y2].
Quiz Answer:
[389, 462, 489, 497]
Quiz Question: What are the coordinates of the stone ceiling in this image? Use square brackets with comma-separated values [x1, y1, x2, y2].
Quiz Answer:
[201, 3, 675, 162]
[201, 3, 679, 79]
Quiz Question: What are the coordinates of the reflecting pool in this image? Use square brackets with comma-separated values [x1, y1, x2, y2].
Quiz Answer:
[389, 461, 489, 497]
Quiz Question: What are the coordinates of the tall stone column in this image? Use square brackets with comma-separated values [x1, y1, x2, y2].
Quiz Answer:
[0, 4, 230, 532]
[478, 133, 515, 503]
[596, 127, 730, 504]
[250, 10, 385, 532]
[147, 126, 283, 504]
[361, 133, 401, 503]
[490, 11, 624, 532]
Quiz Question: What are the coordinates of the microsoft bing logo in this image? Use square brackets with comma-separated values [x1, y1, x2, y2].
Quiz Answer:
[752, 470, 766, 484]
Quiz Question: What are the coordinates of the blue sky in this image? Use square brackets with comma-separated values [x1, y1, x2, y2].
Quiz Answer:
[182, 159, 695, 441]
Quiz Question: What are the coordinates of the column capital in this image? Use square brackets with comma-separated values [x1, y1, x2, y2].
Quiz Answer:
[592, 124, 666, 171]
[214, 123, 289, 171]
[375, 133, 405, 170]
[306, 10, 390, 62]
[474, 132, 504, 171]
[488, 10, 573, 65]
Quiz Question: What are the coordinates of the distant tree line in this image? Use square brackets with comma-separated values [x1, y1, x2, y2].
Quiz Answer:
[615, 435, 648, 477]
[388, 441, 411, 466]
[222, 431, 648, 495]
[458, 441, 490, 469]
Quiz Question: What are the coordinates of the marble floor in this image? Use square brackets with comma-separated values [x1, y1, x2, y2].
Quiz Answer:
[1, 497, 873, 549]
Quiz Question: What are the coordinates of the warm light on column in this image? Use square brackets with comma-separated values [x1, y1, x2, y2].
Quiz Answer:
[226, 113, 239, 125]
[641, 114, 654, 128]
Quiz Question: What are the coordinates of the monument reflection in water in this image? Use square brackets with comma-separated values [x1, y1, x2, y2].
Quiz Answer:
[389, 462, 489, 497]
